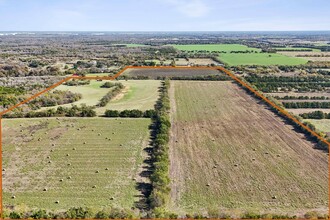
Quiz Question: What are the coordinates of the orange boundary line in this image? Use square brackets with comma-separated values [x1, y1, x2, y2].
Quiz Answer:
[0, 66, 329, 219]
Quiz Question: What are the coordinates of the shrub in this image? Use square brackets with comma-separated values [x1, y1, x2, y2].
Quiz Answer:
[65, 207, 94, 219]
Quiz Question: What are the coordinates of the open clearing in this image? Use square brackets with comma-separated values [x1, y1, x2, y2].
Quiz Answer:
[96, 80, 160, 113]
[304, 119, 330, 136]
[288, 108, 330, 114]
[168, 81, 328, 215]
[278, 51, 330, 62]
[172, 44, 308, 66]
[2, 117, 151, 211]
[40, 80, 160, 115]
[123, 68, 222, 79]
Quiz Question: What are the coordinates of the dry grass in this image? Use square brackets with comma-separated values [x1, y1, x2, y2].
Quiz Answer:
[168, 81, 328, 216]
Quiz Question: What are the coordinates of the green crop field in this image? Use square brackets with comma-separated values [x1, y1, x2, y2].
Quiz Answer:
[219, 53, 307, 66]
[172, 44, 308, 66]
[168, 81, 328, 216]
[2, 117, 151, 212]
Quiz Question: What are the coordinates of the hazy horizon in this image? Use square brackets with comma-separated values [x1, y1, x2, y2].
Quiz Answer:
[0, 0, 329, 32]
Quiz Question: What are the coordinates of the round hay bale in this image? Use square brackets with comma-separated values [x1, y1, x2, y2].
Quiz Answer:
[12, 195, 16, 199]
[92, 185, 96, 188]
[276, 154, 280, 157]
[60, 179, 63, 182]
[50, 149, 54, 152]
[120, 144, 123, 147]
[20, 124, 22, 127]
[73, 148, 76, 150]
[83, 142, 86, 144]
[43, 188, 47, 191]
[265, 152, 269, 155]
[67, 163, 71, 166]
[272, 196, 277, 199]
[98, 133, 101, 136]
[38, 138, 41, 141]
[55, 200, 59, 204]
[77, 128, 81, 131]
[234, 164, 238, 167]
[253, 148, 256, 151]
[66, 154, 70, 156]
[92, 129, 95, 131]
[67, 176, 71, 179]
[47, 156, 51, 159]
[213, 165, 217, 168]
[2, 168, 5, 171]
[252, 158, 256, 161]
[48, 161, 52, 164]
[96, 170, 99, 173]
[20, 130, 23, 132]
[206, 183, 210, 187]
[52, 144, 55, 146]
[105, 168, 109, 170]
[112, 132, 115, 134]
[110, 197, 114, 200]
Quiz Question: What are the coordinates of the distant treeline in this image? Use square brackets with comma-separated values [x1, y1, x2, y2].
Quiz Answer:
[245, 75, 330, 92]
[283, 102, 330, 108]
[300, 111, 330, 119]
[117, 74, 231, 81]
[274, 95, 329, 100]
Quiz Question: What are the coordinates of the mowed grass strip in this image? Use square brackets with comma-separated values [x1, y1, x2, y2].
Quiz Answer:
[2, 117, 151, 211]
[172, 44, 307, 66]
[168, 81, 328, 215]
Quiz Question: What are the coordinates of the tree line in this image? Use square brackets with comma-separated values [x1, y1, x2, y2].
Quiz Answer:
[97, 82, 124, 107]
[274, 95, 329, 100]
[300, 111, 330, 119]
[283, 102, 330, 108]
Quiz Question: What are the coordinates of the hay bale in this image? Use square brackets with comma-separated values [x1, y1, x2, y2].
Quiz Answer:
[66, 154, 70, 156]
[43, 188, 47, 191]
[55, 201, 59, 204]
[20, 130, 23, 132]
[50, 149, 54, 152]
[112, 132, 115, 134]
[234, 164, 238, 167]
[48, 161, 52, 164]
[110, 197, 114, 200]
[92, 129, 95, 131]
[38, 138, 41, 141]
[253, 148, 256, 151]
[12, 195, 16, 199]
[213, 165, 217, 168]
[206, 183, 210, 187]
[47, 156, 51, 159]
[96, 170, 99, 173]
[73, 148, 76, 150]
[67, 176, 71, 179]
[98, 133, 101, 136]
[77, 128, 81, 131]
[272, 196, 277, 199]
[67, 163, 71, 166]
[105, 168, 109, 170]
[52, 144, 55, 146]
[60, 179, 63, 182]
[276, 154, 280, 157]
[92, 185, 96, 188]
[252, 158, 256, 161]
[265, 152, 269, 155]
[83, 142, 86, 144]
[120, 144, 123, 147]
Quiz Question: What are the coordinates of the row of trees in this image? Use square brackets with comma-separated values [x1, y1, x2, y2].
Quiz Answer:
[97, 83, 124, 107]
[3, 104, 96, 118]
[104, 109, 156, 118]
[274, 95, 329, 100]
[283, 102, 330, 108]
[64, 79, 90, 86]
[300, 111, 330, 119]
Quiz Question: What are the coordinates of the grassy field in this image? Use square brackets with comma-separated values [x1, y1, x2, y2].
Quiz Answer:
[40, 80, 160, 115]
[96, 80, 161, 113]
[2, 117, 151, 212]
[168, 81, 328, 216]
[304, 119, 330, 135]
[172, 44, 308, 66]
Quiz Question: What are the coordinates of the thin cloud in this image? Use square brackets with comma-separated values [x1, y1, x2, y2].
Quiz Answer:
[162, 0, 210, 17]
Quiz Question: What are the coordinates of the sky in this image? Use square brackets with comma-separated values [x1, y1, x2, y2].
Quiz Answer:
[0, 0, 329, 31]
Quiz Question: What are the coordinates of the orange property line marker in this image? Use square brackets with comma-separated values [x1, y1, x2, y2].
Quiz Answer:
[0, 66, 329, 218]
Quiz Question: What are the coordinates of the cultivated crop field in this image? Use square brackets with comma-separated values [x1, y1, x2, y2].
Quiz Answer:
[172, 44, 308, 66]
[168, 81, 328, 216]
[2, 117, 151, 212]
[123, 68, 222, 79]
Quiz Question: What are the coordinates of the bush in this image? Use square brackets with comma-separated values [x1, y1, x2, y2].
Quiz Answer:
[9, 211, 22, 219]
[65, 207, 93, 219]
